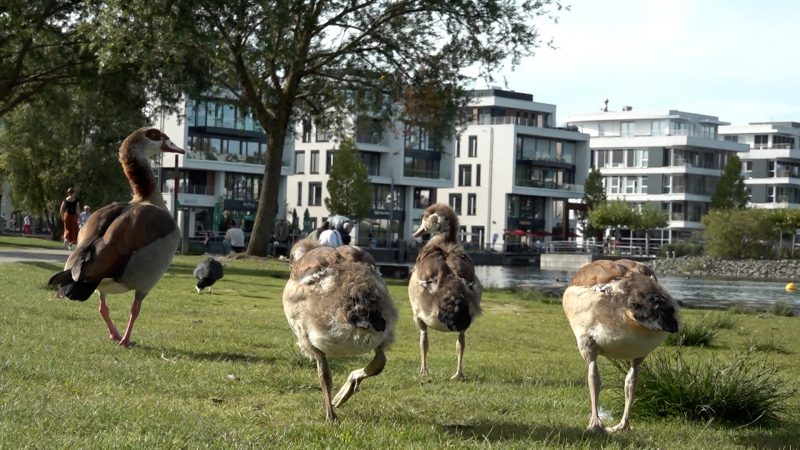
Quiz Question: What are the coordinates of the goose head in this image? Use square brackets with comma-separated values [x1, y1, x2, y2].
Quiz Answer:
[413, 203, 459, 241]
[119, 127, 184, 203]
[121, 127, 184, 160]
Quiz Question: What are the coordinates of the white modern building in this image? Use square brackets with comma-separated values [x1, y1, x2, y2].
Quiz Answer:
[288, 117, 454, 245]
[719, 122, 800, 209]
[439, 88, 590, 249]
[568, 109, 749, 243]
[156, 93, 293, 238]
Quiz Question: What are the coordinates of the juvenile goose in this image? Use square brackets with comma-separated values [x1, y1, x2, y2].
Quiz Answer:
[563, 259, 680, 432]
[282, 238, 397, 421]
[194, 257, 224, 293]
[408, 203, 482, 379]
[48, 127, 183, 347]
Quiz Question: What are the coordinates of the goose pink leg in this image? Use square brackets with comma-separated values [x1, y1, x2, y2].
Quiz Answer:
[98, 294, 121, 341]
[118, 297, 143, 348]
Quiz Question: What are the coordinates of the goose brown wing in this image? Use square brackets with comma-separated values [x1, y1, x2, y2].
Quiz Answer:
[68, 203, 177, 282]
[445, 248, 478, 284]
[290, 246, 338, 282]
[569, 259, 628, 286]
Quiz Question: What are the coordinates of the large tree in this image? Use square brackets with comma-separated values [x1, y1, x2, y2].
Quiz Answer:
[0, 0, 99, 117]
[710, 154, 748, 210]
[94, 0, 562, 255]
[325, 138, 371, 222]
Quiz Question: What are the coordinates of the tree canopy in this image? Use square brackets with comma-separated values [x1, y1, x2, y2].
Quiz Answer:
[0, 0, 100, 117]
[579, 167, 606, 237]
[93, 0, 563, 255]
[325, 138, 371, 222]
[0, 73, 148, 239]
[710, 154, 748, 210]
[587, 200, 637, 232]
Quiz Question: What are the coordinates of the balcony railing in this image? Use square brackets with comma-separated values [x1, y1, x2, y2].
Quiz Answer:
[403, 168, 441, 179]
[754, 143, 794, 150]
[163, 184, 215, 195]
[356, 133, 383, 145]
[186, 149, 266, 165]
[514, 179, 578, 191]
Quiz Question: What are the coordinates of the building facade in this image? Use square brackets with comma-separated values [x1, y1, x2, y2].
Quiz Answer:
[568, 109, 749, 243]
[719, 122, 800, 209]
[157, 94, 293, 238]
[439, 89, 590, 250]
[287, 117, 454, 246]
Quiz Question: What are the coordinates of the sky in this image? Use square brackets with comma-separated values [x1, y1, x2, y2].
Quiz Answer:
[483, 0, 800, 126]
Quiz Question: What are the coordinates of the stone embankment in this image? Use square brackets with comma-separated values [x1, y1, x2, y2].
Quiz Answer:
[651, 256, 800, 281]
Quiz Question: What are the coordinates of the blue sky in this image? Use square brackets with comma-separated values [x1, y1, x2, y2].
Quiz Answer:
[485, 0, 800, 126]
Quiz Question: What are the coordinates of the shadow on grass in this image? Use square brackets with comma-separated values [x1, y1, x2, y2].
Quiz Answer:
[734, 425, 800, 449]
[21, 260, 64, 272]
[136, 344, 278, 365]
[441, 421, 645, 446]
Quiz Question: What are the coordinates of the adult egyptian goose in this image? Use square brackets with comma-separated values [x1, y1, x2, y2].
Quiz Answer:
[562, 259, 680, 432]
[282, 238, 397, 421]
[408, 203, 482, 379]
[47, 127, 183, 348]
[194, 257, 224, 293]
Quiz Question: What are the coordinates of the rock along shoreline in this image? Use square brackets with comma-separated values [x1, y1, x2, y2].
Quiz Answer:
[651, 256, 800, 281]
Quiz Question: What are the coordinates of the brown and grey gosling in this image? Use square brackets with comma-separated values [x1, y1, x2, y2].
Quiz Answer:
[282, 239, 397, 421]
[408, 203, 482, 379]
[563, 259, 680, 432]
[47, 128, 184, 348]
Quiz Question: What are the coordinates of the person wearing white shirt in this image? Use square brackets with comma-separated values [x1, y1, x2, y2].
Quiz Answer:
[225, 220, 246, 252]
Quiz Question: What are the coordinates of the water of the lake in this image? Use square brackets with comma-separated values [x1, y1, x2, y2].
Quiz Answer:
[475, 265, 800, 313]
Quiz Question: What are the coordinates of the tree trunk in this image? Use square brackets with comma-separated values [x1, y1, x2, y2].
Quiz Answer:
[247, 119, 289, 256]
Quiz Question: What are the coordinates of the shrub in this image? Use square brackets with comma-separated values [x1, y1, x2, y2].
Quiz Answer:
[704, 312, 737, 330]
[658, 242, 704, 258]
[768, 302, 795, 317]
[665, 321, 716, 347]
[626, 349, 794, 425]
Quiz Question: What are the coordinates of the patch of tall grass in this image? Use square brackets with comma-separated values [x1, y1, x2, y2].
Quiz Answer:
[665, 321, 716, 347]
[629, 349, 794, 425]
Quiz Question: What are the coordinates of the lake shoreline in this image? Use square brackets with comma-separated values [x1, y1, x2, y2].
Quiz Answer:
[651, 256, 800, 282]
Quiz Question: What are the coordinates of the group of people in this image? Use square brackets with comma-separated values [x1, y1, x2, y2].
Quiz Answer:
[307, 214, 353, 248]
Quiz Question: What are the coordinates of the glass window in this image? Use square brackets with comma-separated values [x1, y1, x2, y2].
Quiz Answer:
[476, 164, 481, 186]
[309, 182, 322, 206]
[326, 150, 336, 174]
[620, 121, 634, 137]
[458, 164, 472, 186]
[468, 136, 478, 157]
[294, 151, 305, 174]
[467, 194, 477, 215]
[310, 150, 319, 174]
[449, 193, 462, 215]
[297, 182, 302, 206]
[413, 188, 434, 208]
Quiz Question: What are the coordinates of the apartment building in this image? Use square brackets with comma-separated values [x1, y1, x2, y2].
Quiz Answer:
[568, 109, 749, 243]
[439, 89, 591, 249]
[288, 116, 454, 246]
[719, 122, 800, 208]
[157, 94, 293, 237]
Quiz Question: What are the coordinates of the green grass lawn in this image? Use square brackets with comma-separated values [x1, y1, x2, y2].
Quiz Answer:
[0, 251, 798, 448]
[0, 234, 66, 250]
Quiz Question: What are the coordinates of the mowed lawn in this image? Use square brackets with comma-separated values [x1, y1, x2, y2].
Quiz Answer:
[0, 245, 798, 448]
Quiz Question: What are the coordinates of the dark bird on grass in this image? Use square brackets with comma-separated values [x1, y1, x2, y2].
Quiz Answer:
[282, 238, 397, 421]
[47, 127, 183, 348]
[194, 257, 223, 293]
[408, 203, 482, 379]
[563, 259, 679, 432]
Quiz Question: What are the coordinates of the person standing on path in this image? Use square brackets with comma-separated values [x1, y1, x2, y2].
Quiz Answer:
[60, 187, 80, 249]
[78, 205, 91, 229]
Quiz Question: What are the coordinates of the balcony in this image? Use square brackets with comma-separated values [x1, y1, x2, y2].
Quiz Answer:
[754, 143, 794, 150]
[514, 179, 577, 191]
[356, 132, 383, 145]
[163, 184, 214, 195]
[403, 168, 441, 179]
[186, 149, 266, 165]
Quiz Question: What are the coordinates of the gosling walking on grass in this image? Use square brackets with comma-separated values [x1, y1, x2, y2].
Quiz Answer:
[562, 259, 680, 432]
